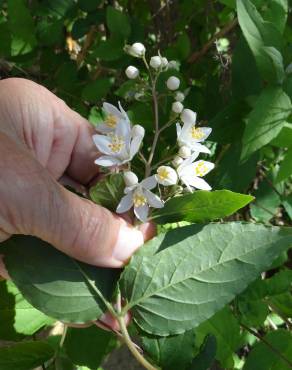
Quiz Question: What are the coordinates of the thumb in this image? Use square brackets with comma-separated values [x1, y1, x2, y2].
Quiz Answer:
[0, 137, 145, 268]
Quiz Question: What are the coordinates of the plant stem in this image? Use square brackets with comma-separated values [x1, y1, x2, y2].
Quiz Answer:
[116, 291, 159, 370]
[241, 323, 292, 368]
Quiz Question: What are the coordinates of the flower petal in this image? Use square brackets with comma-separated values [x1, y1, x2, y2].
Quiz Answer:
[192, 160, 215, 176]
[116, 193, 133, 213]
[94, 156, 121, 167]
[140, 175, 157, 190]
[134, 204, 149, 222]
[96, 124, 114, 134]
[130, 135, 143, 158]
[176, 123, 182, 138]
[103, 102, 123, 119]
[116, 120, 131, 142]
[186, 176, 212, 191]
[194, 127, 212, 142]
[190, 142, 211, 154]
[92, 134, 113, 155]
[144, 190, 164, 208]
[118, 101, 129, 121]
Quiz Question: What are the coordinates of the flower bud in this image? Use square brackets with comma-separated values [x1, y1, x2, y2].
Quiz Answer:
[172, 101, 184, 114]
[125, 65, 139, 79]
[172, 155, 183, 167]
[179, 145, 192, 158]
[166, 76, 180, 90]
[123, 171, 139, 187]
[168, 60, 179, 70]
[181, 108, 197, 125]
[156, 166, 178, 186]
[161, 57, 168, 68]
[131, 42, 146, 57]
[175, 91, 185, 102]
[150, 56, 162, 69]
[132, 124, 145, 138]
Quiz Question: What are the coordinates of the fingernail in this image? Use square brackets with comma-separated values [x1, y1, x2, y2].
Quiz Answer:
[112, 223, 144, 263]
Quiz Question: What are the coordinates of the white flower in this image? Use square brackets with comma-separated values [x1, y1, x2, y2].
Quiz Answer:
[97, 101, 129, 134]
[155, 166, 178, 186]
[130, 42, 145, 57]
[178, 145, 191, 158]
[172, 155, 183, 167]
[116, 176, 164, 222]
[172, 101, 184, 114]
[176, 120, 212, 154]
[150, 56, 162, 69]
[125, 66, 139, 79]
[180, 109, 197, 125]
[123, 171, 139, 187]
[177, 152, 214, 192]
[161, 57, 168, 68]
[93, 120, 145, 167]
[166, 76, 180, 90]
[175, 91, 185, 102]
[168, 60, 179, 70]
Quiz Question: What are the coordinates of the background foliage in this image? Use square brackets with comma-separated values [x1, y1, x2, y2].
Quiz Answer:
[0, 0, 291, 369]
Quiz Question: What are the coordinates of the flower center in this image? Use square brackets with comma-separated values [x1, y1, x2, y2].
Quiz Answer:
[108, 135, 125, 153]
[194, 161, 209, 177]
[190, 127, 205, 140]
[133, 193, 147, 207]
[105, 114, 118, 128]
[157, 167, 170, 181]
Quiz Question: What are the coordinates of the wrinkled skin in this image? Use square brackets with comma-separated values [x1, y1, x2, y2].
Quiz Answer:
[0, 78, 155, 327]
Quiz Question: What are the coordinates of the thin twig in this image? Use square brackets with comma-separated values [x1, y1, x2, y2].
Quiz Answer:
[76, 26, 97, 67]
[241, 324, 292, 368]
[188, 18, 238, 63]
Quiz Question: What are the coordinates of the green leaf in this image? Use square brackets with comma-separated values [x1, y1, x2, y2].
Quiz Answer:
[1, 236, 119, 323]
[195, 307, 242, 368]
[270, 123, 292, 148]
[0, 280, 54, 340]
[0, 22, 11, 57]
[120, 223, 292, 336]
[82, 78, 112, 103]
[282, 194, 292, 220]
[276, 148, 292, 183]
[0, 341, 55, 370]
[188, 335, 216, 370]
[141, 329, 196, 370]
[237, 0, 284, 83]
[243, 329, 292, 370]
[260, 0, 288, 34]
[241, 87, 292, 160]
[64, 326, 116, 369]
[151, 190, 254, 224]
[93, 36, 124, 61]
[8, 0, 37, 56]
[106, 6, 131, 38]
[78, 0, 102, 12]
[89, 173, 125, 212]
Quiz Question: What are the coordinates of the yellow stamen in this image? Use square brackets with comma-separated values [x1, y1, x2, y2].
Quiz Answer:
[157, 167, 169, 181]
[105, 114, 118, 128]
[194, 161, 209, 177]
[133, 193, 147, 207]
[190, 127, 205, 140]
[108, 135, 124, 153]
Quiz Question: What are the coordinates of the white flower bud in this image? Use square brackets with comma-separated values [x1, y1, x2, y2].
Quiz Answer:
[156, 166, 178, 186]
[168, 60, 179, 70]
[179, 145, 192, 158]
[131, 42, 146, 57]
[150, 56, 162, 69]
[161, 57, 168, 67]
[175, 91, 185, 102]
[132, 124, 145, 138]
[123, 171, 139, 187]
[166, 76, 180, 90]
[172, 155, 183, 167]
[125, 65, 139, 79]
[180, 108, 197, 125]
[172, 101, 184, 114]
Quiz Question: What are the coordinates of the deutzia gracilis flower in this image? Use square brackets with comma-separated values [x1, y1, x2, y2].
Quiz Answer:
[172, 101, 184, 114]
[98, 102, 129, 134]
[125, 65, 139, 79]
[150, 56, 162, 69]
[130, 42, 145, 57]
[178, 145, 191, 158]
[180, 109, 197, 125]
[172, 155, 183, 167]
[175, 91, 185, 102]
[123, 171, 139, 187]
[166, 76, 180, 90]
[161, 57, 168, 68]
[177, 152, 214, 192]
[116, 176, 164, 222]
[93, 120, 145, 167]
[155, 166, 178, 186]
[176, 120, 212, 154]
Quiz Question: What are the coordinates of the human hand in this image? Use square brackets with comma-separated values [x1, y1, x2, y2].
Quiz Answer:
[0, 78, 155, 279]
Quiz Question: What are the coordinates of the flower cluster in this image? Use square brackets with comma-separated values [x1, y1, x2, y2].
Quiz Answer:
[92, 42, 215, 222]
